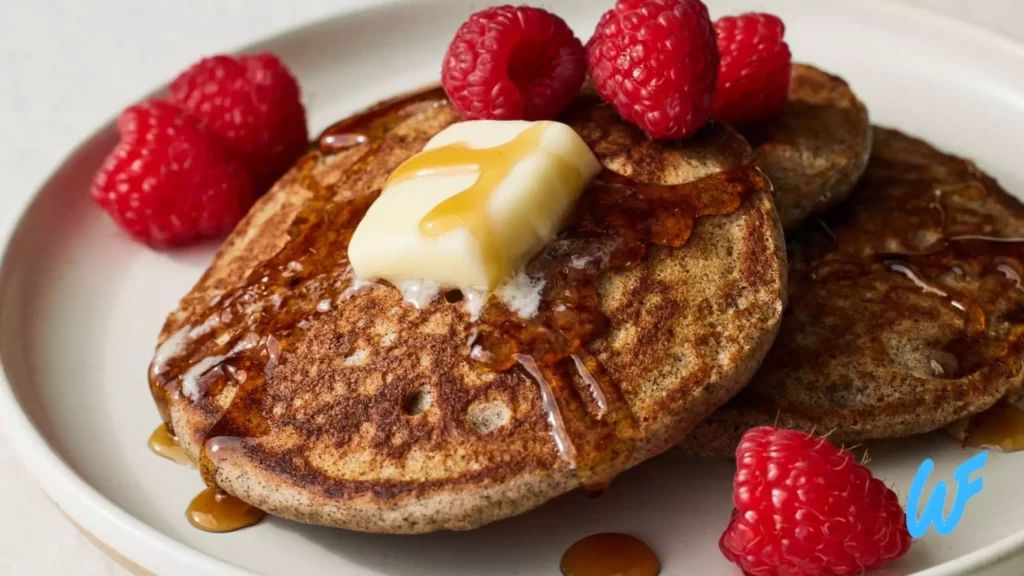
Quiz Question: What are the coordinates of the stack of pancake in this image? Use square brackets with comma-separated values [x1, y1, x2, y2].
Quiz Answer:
[149, 62, 1024, 533]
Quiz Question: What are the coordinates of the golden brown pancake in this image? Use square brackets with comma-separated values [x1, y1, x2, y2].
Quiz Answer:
[682, 127, 1024, 457]
[741, 64, 871, 231]
[149, 87, 786, 532]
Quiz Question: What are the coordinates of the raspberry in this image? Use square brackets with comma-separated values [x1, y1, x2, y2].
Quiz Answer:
[91, 100, 253, 247]
[586, 0, 719, 140]
[713, 13, 792, 124]
[170, 53, 308, 191]
[441, 5, 586, 121]
[720, 427, 912, 575]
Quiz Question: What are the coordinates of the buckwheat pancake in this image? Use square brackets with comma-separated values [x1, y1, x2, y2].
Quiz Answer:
[681, 127, 1024, 457]
[741, 63, 871, 231]
[149, 87, 786, 533]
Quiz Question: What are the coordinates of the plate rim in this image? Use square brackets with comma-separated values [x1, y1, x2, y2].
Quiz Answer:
[2, 1, 1024, 574]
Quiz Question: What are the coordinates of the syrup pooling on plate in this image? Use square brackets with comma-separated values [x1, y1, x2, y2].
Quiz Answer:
[186, 487, 267, 533]
[148, 86, 763, 505]
[560, 533, 660, 576]
[964, 401, 1024, 452]
[147, 423, 194, 468]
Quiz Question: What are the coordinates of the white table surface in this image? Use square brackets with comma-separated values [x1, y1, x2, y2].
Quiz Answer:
[0, 1, 1022, 574]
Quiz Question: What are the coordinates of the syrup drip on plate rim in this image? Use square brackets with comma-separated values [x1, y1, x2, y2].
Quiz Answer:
[146, 85, 764, 529]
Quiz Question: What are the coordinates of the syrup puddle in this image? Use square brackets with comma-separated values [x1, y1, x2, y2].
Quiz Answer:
[147, 424, 194, 468]
[561, 533, 660, 576]
[186, 487, 266, 533]
[516, 354, 577, 466]
[964, 402, 1024, 452]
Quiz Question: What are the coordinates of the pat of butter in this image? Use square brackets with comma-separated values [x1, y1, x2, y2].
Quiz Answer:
[348, 120, 600, 290]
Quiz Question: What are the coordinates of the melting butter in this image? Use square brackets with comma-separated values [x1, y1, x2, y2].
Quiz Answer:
[348, 120, 600, 294]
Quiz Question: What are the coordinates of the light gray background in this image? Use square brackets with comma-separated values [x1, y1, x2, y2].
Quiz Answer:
[0, 1, 1021, 574]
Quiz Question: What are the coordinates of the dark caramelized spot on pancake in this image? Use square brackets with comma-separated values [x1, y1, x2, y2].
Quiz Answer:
[149, 86, 765, 493]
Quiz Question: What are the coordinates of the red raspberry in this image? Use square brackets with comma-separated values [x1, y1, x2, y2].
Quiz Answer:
[586, 0, 719, 140]
[91, 100, 253, 247]
[713, 13, 792, 124]
[720, 427, 912, 575]
[441, 5, 586, 121]
[170, 53, 308, 191]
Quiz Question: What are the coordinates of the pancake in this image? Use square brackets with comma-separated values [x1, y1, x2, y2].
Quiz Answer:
[149, 87, 786, 532]
[740, 63, 871, 231]
[681, 127, 1024, 457]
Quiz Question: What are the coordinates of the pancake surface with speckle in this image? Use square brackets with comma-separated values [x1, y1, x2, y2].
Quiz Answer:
[681, 127, 1024, 457]
[149, 87, 786, 532]
[741, 63, 871, 231]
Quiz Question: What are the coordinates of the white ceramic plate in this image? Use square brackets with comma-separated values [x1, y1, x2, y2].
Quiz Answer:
[3, 0, 1024, 574]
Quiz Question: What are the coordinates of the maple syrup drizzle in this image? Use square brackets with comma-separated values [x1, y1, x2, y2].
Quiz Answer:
[319, 132, 367, 154]
[572, 354, 608, 420]
[561, 533, 660, 576]
[317, 86, 448, 156]
[796, 153, 1024, 395]
[964, 401, 1024, 452]
[385, 122, 583, 288]
[883, 261, 955, 301]
[517, 354, 577, 465]
[876, 235, 1024, 340]
[186, 487, 266, 533]
[147, 424, 195, 468]
[469, 165, 764, 376]
[149, 86, 764, 525]
[816, 251, 1020, 379]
